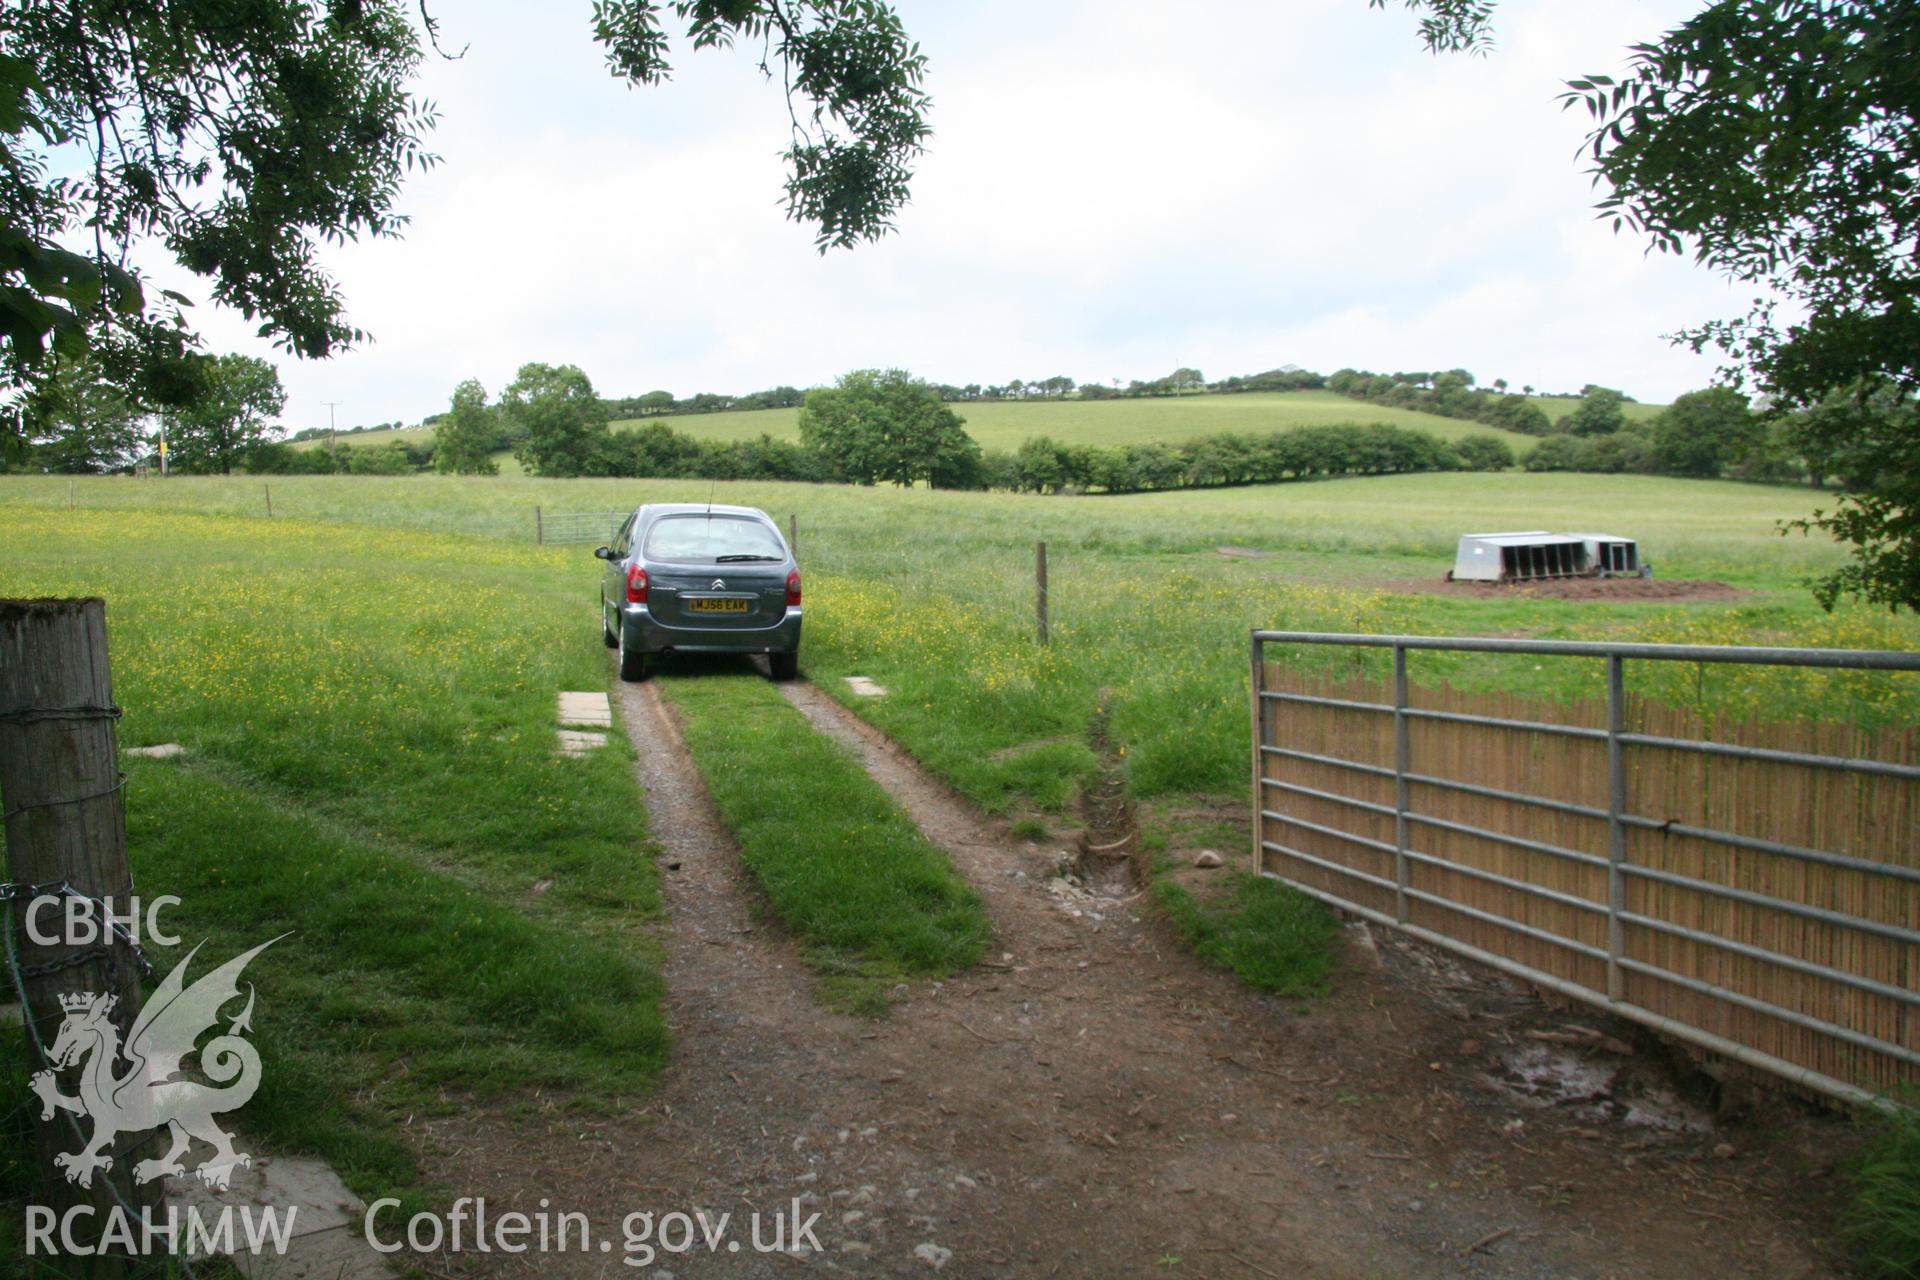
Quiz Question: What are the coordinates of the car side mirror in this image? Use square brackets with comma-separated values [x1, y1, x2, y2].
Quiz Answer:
[593, 546, 613, 560]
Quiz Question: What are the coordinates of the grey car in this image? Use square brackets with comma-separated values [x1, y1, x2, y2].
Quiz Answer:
[596, 503, 802, 682]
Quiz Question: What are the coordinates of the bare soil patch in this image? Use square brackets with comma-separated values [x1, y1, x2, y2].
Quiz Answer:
[410, 659, 1852, 1279]
[1379, 576, 1748, 602]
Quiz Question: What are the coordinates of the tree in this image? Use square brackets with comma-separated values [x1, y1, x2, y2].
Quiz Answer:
[159, 355, 286, 475]
[1, 2, 930, 463]
[19, 357, 148, 473]
[0, 1, 433, 462]
[1391, 0, 1919, 607]
[1455, 434, 1516, 472]
[1651, 387, 1758, 479]
[1781, 391, 1920, 608]
[1562, 387, 1626, 437]
[505, 363, 609, 477]
[797, 369, 981, 488]
[435, 379, 500, 475]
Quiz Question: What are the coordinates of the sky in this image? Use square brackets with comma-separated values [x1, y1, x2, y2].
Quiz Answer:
[148, 0, 1750, 433]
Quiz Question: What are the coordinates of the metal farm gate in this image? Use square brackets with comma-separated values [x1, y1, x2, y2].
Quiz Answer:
[1250, 630, 1920, 1108]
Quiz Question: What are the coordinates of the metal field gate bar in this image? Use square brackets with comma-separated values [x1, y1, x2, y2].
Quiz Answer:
[1250, 630, 1920, 1108]
[536, 508, 628, 544]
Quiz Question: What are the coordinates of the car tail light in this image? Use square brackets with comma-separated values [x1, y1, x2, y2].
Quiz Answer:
[785, 568, 802, 606]
[626, 564, 649, 603]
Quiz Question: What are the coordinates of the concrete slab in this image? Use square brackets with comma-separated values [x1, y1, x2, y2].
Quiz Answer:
[557, 690, 612, 727]
[558, 729, 608, 755]
[124, 743, 186, 759]
[844, 676, 889, 698]
[168, 1153, 392, 1278]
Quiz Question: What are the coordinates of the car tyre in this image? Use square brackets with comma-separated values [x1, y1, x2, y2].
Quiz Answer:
[618, 627, 651, 682]
[768, 651, 799, 682]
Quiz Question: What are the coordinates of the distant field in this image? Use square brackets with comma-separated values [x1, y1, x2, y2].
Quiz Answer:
[610, 390, 1539, 451]
[288, 389, 1668, 456]
[288, 424, 431, 449]
[1529, 394, 1667, 425]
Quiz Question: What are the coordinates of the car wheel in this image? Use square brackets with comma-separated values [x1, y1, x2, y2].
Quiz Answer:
[618, 627, 651, 682]
[601, 597, 618, 648]
[768, 651, 799, 682]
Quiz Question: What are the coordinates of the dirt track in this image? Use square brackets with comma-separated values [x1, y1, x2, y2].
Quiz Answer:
[415, 663, 1848, 1279]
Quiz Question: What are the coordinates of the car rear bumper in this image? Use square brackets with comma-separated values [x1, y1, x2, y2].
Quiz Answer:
[622, 604, 802, 655]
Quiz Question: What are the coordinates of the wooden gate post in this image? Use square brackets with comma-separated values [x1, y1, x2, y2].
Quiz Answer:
[0, 599, 159, 1270]
[1035, 541, 1050, 646]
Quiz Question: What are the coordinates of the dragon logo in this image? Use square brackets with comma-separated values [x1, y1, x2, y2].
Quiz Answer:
[31, 937, 281, 1191]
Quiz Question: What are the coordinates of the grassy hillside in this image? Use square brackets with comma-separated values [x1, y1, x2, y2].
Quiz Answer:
[611, 390, 1538, 451]
[1529, 394, 1667, 425]
[288, 389, 1672, 456]
[287, 423, 432, 449]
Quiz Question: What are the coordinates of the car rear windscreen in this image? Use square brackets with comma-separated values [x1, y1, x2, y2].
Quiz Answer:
[644, 514, 785, 562]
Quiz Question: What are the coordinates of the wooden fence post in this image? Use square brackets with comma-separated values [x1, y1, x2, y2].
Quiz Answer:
[536, 505, 544, 545]
[264, 483, 272, 518]
[1035, 541, 1050, 646]
[0, 599, 160, 1271]
[789, 513, 799, 556]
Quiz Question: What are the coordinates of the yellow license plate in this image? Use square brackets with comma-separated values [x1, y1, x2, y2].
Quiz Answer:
[689, 598, 750, 614]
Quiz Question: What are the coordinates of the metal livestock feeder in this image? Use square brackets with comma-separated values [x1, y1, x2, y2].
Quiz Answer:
[1449, 531, 1645, 584]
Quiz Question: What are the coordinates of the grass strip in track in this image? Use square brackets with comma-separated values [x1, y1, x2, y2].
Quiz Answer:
[660, 672, 989, 1014]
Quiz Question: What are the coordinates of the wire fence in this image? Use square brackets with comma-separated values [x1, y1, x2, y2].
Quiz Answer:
[1251, 629, 1920, 1109]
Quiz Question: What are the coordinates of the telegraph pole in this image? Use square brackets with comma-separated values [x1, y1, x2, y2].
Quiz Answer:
[323, 401, 343, 458]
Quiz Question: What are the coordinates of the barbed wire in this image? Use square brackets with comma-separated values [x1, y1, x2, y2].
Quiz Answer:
[0, 704, 123, 727]
[2, 771, 129, 823]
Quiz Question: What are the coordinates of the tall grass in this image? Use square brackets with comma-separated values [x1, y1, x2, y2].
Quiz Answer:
[1848, 1096, 1920, 1280]
[1153, 871, 1341, 995]
[0, 508, 668, 1216]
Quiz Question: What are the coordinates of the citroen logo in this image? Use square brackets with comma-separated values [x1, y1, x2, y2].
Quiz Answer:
[710, 578, 726, 590]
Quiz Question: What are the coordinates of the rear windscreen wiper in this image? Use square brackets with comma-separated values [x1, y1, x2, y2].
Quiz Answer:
[715, 554, 781, 562]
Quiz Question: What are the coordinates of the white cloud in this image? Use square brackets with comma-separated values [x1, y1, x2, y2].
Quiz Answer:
[147, 0, 1744, 431]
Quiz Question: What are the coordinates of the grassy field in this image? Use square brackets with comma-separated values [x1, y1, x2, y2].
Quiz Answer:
[611, 390, 1539, 451]
[1529, 394, 1668, 425]
[293, 390, 1541, 456]
[5, 470, 1911, 819]
[3, 468, 1909, 1274]
[286, 424, 430, 449]
[0, 508, 668, 1228]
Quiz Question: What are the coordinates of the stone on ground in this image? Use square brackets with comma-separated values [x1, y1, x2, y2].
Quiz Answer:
[170, 1153, 392, 1278]
[557, 690, 613, 727]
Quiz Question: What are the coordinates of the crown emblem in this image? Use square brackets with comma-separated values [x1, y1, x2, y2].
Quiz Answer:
[58, 992, 96, 1012]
